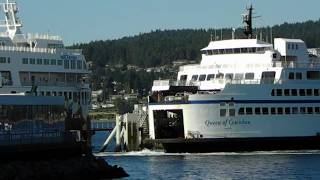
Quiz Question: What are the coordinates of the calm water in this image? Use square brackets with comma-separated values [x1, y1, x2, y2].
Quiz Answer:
[92, 125, 320, 180]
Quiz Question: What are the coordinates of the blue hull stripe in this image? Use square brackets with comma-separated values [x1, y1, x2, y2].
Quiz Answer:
[149, 99, 320, 105]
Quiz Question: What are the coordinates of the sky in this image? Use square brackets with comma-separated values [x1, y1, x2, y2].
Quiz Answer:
[9, 0, 320, 45]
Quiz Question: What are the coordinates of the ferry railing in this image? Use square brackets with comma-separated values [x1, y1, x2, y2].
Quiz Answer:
[153, 78, 283, 89]
[178, 61, 320, 72]
[0, 45, 56, 54]
[0, 129, 66, 145]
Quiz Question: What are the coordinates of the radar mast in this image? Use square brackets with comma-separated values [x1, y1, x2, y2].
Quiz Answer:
[242, 5, 253, 39]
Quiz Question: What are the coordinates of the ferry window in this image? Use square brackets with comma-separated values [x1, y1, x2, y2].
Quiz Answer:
[238, 108, 245, 115]
[29, 58, 35, 64]
[314, 89, 319, 96]
[1, 71, 12, 86]
[262, 107, 269, 115]
[271, 107, 276, 115]
[44, 59, 49, 65]
[307, 107, 313, 114]
[296, 72, 302, 80]
[272, 53, 277, 59]
[208, 50, 213, 55]
[40, 91, 44, 96]
[261, 71, 276, 84]
[300, 107, 306, 114]
[291, 89, 297, 96]
[234, 73, 244, 80]
[229, 109, 235, 117]
[284, 89, 290, 96]
[241, 48, 248, 53]
[292, 107, 298, 114]
[288, 44, 290, 49]
[220, 109, 226, 117]
[199, 74, 206, 81]
[315, 107, 320, 114]
[46, 91, 51, 96]
[58, 92, 63, 96]
[229, 102, 235, 107]
[64, 60, 69, 69]
[299, 89, 305, 96]
[255, 107, 261, 115]
[57, 60, 63, 66]
[206, 74, 215, 81]
[307, 71, 320, 80]
[234, 48, 240, 54]
[277, 107, 283, 114]
[83, 61, 87, 69]
[180, 75, 187, 81]
[271, 89, 275, 96]
[71, 60, 76, 69]
[288, 72, 294, 80]
[245, 73, 254, 80]
[7, 57, 10, 63]
[220, 102, 226, 106]
[226, 49, 233, 54]
[306, 89, 312, 96]
[191, 75, 198, 81]
[276, 89, 282, 96]
[52, 92, 57, 96]
[225, 73, 233, 80]
[51, 59, 56, 65]
[245, 107, 252, 115]
[22, 58, 28, 64]
[77, 61, 83, 69]
[0, 57, 5, 63]
[37, 58, 42, 65]
[285, 107, 291, 114]
[219, 49, 225, 54]
[216, 73, 224, 79]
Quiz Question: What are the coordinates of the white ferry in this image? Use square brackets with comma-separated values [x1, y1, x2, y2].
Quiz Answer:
[147, 6, 320, 152]
[0, 1, 91, 119]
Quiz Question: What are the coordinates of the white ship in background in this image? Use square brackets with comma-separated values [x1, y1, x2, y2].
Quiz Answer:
[0, 1, 91, 119]
[147, 6, 320, 152]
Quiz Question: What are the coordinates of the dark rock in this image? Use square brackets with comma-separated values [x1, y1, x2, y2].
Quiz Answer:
[0, 156, 129, 180]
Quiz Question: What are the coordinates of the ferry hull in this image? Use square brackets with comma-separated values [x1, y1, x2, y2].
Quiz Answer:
[155, 136, 320, 153]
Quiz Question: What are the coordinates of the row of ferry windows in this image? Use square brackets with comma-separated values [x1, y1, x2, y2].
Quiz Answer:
[271, 89, 320, 96]
[202, 47, 271, 56]
[181, 72, 255, 81]
[22, 58, 63, 66]
[220, 107, 320, 117]
[22, 58, 87, 70]
[288, 71, 320, 80]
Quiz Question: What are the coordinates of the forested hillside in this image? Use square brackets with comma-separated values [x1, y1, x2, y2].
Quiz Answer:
[72, 19, 320, 68]
[70, 19, 320, 93]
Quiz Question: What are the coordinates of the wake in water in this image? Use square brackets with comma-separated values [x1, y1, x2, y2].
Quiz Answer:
[94, 149, 320, 157]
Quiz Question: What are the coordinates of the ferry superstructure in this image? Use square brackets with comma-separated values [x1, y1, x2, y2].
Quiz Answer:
[148, 6, 320, 152]
[0, 1, 91, 119]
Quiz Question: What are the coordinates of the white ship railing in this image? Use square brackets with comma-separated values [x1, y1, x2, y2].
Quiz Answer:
[27, 33, 62, 41]
[179, 62, 320, 71]
[0, 46, 56, 53]
[153, 78, 283, 87]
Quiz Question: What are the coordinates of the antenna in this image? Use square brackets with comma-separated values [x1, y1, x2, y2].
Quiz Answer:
[214, 29, 217, 40]
[232, 28, 235, 39]
[270, 26, 273, 44]
[242, 5, 261, 39]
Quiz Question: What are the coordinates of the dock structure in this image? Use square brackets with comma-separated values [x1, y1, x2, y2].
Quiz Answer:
[99, 105, 148, 152]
